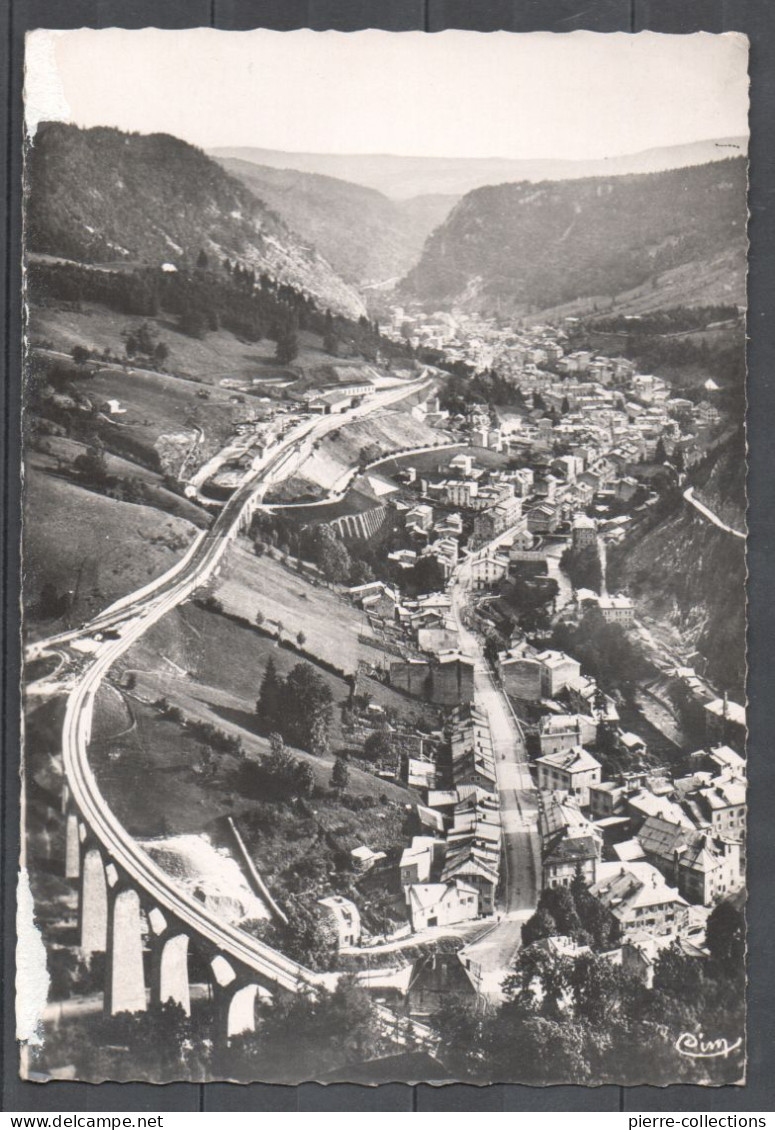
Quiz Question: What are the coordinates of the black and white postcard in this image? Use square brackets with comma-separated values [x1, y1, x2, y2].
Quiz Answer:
[18, 28, 749, 1086]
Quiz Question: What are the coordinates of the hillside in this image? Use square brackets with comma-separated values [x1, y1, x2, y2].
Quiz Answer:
[211, 136, 747, 200]
[517, 243, 746, 327]
[689, 426, 747, 532]
[217, 158, 456, 286]
[23, 466, 197, 636]
[26, 122, 366, 320]
[402, 158, 748, 315]
[608, 433, 746, 697]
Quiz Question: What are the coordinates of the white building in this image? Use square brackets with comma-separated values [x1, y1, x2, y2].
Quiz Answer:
[598, 594, 635, 627]
[535, 746, 603, 807]
[406, 881, 480, 931]
[317, 896, 362, 948]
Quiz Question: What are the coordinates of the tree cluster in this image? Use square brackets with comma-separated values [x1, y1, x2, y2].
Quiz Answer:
[251, 896, 338, 971]
[434, 902, 745, 1085]
[226, 976, 381, 1082]
[262, 731, 315, 798]
[551, 609, 651, 697]
[123, 320, 169, 364]
[29, 258, 415, 368]
[560, 542, 603, 593]
[522, 872, 620, 952]
[590, 304, 740, 336]
[256, 658, 334, 757]
[436, 367, 523, 413]
[274, 311, 300, 365]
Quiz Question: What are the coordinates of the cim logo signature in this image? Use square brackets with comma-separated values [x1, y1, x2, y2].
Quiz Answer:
[675, 1031, 743, 1060]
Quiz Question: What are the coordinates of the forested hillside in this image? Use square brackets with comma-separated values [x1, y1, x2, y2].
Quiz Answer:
[608, 431, 746, 696]
[402, 158, 747, 315]
[26, 123, 367, 319]
[217, 158, 455, 285]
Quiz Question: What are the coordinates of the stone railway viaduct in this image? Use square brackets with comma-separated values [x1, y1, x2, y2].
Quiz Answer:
[37, 378, 438, 1046]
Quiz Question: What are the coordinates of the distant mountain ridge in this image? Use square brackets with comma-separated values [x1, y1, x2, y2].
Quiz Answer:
[26, 123, 368, 320]
[210, 137, 747, 201]
[401, 158, 748, 315]
[216, 157, 456, 287]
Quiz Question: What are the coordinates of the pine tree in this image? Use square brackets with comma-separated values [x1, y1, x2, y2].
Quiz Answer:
[154, 342, 169, 366]
[331, 756, 349, 792]
[256, 657, 283, 733]
[275, 314, 299, 365]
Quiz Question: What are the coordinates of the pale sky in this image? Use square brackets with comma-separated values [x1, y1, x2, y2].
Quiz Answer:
[25, 28, 749, 160]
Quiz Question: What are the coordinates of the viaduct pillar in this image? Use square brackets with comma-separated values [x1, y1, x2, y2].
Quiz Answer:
[79, 848, 108, 953]
[209, 955, 265, 1041]
[148, 910, 191, 1016]
[105, 887, 147, 1015]
[64, 813, 80, 879]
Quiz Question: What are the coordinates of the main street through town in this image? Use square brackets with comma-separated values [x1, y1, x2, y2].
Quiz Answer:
[449, 536, 541, 998]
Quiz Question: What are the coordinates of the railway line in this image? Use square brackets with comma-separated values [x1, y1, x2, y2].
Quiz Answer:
[34, 375, 438, 1043]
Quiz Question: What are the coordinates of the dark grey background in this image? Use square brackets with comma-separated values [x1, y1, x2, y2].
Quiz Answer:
[2, 0, 773, 1113]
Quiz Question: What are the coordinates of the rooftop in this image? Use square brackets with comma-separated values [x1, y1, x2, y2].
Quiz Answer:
[591, 861, 687, 912]
[704, 698, 746, 727]
[536, 745, 602, 774]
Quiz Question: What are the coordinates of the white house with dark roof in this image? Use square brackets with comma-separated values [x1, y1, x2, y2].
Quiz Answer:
[590, 861, 688, 938]
[704, 697, 746, 749]
[572, 513, 598, 549]
[543, 832, 599, 890]
[535, 650, 582, 698]
[440, 843, 499, 916]
[400, 836, 445, 888]
[535, 746, 602, 807]
[538, 712, 598, 756]
[598, 594, 635, 627]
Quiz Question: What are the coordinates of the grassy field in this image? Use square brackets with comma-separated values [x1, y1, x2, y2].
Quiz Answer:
[89, 681, 414, 932]
[368, 444, 466, 481]
[214, 543, 393, 676]
[123, 565, 431, 731]
[64, 363, 241, 466]
[31, 301, 291, 386]
[214, 545, 437, 730]
[28, 439, 208, 526]
[23, 467, 197, 636]
[31, 302, 421, 483]
[270, 480, 393, 522]
[98, 603, 421, 825]
[31, 302, 381, 391]
[90, 693, 250, 838]
[89, 597, 422, 934]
